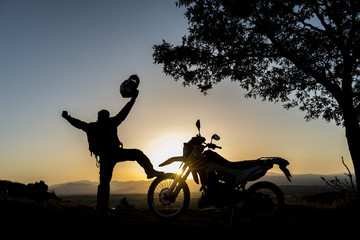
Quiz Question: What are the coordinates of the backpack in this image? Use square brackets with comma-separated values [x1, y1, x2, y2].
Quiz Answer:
[85, 121, 121, 158]
[85, 123, 108, 157]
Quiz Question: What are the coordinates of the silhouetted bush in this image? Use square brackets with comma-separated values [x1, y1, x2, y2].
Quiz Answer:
[321, 158, 356, 194]
[0, 180, 59, 202]
[115, 197, 134, 209]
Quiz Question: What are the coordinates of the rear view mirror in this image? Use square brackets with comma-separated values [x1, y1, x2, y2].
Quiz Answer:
[196, 120, 201, 134]
[211, 134, 220, 141]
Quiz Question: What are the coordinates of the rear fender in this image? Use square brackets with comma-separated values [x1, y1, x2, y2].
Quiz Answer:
[278, 161, 292, 182]
[159, 156, 185, 167]
[262, 157, 292, 182]
[274, 158, 292, 182]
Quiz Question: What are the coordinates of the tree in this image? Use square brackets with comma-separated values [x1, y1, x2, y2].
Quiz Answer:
[153, 0, 360, 192]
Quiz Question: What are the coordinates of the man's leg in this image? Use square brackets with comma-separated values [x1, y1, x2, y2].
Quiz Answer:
[116, 148, 163, 178]
[97, 161, 115, 214]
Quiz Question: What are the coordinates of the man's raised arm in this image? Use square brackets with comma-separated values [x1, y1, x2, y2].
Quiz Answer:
[112, 90, 139, 126]
[62, 111, 88, 130]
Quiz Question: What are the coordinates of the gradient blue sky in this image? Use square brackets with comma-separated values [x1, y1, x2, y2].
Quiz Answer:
[0, 0, 352, 185]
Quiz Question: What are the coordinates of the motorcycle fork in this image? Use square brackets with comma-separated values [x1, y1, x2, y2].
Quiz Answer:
[166, 164, 191, 200]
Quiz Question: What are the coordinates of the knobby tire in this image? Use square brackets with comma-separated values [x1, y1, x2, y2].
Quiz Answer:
[147, 173, 190, 220]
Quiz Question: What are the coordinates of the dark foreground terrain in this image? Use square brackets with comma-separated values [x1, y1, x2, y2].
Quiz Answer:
[1, 180, 359, 237]
[0, 197, 359, 238]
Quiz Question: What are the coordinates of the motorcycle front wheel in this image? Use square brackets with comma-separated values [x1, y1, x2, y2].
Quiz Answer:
[245, 181, 285, 219]
[147, 173, 190, 220]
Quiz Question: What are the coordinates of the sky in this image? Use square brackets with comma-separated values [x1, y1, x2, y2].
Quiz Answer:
[0, 0, 353, 185]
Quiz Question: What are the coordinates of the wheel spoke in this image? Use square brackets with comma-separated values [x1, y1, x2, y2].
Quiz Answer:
[148, 174, 190, 219]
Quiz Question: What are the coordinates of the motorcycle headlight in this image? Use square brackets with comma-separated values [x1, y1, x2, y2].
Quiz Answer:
[183, 142, 193, 158]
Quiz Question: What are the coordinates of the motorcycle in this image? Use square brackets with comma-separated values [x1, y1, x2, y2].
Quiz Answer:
[147, 120, 292, 220]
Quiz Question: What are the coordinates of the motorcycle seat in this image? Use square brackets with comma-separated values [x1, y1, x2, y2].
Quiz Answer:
[205, 150, 264, 170]
[226, 159, 264, 170]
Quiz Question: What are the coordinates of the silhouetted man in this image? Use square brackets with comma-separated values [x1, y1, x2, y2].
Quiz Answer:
[62, 90, 162, 214]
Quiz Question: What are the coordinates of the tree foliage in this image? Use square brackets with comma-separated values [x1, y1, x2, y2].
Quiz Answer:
[153, 0, 360, 125]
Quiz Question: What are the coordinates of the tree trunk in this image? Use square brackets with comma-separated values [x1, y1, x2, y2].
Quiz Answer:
[343, 109, 360, 194]
[346, 131, 360, 193]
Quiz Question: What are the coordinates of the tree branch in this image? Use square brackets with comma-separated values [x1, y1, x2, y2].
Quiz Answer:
[342, 156, 356, 193]
[265, 31, 342, 103]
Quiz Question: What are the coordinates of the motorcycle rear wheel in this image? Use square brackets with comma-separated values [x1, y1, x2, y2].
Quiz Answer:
[147, 173, 190, 220]
[246, 181, 285, 218]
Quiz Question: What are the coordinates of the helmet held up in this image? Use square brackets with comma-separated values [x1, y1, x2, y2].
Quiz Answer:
[120, 74, 140, 98]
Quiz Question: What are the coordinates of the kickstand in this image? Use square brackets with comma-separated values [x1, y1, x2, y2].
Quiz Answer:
[228, 207, 235, 227]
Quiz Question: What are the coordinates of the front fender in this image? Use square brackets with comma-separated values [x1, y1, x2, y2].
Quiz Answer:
[159, 156, 185, 167]
[192, 171, 199, 184]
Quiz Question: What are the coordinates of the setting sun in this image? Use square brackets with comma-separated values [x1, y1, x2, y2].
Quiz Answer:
[146, 134, 188, 174]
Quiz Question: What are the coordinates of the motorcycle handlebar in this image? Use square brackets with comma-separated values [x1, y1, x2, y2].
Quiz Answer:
[206, 143, 222, 150]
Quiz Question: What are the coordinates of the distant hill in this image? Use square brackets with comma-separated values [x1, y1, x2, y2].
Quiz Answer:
[261, 172, 346, 186]
[49, 173, 350, 196]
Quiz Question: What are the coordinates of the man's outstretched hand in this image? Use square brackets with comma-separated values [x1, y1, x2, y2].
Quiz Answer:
[62, 111, 69, 119]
